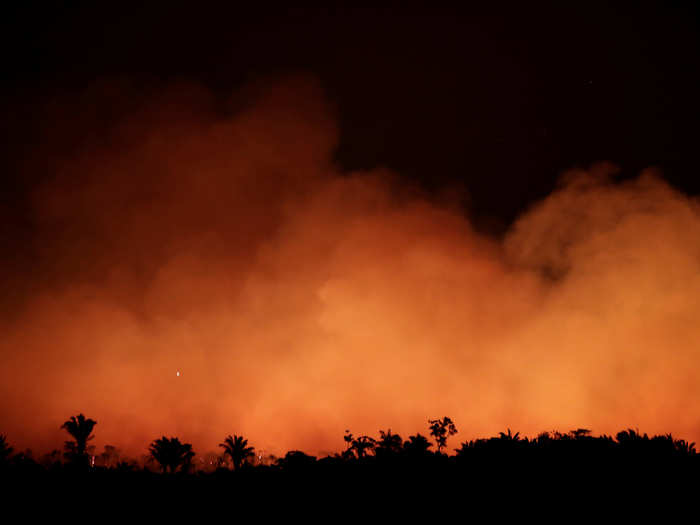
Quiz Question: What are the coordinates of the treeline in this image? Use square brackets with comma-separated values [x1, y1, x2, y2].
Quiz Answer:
[1, 414, 697, 478]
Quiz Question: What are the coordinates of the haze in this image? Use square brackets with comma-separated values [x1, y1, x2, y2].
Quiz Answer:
[1, 76, 699, 457]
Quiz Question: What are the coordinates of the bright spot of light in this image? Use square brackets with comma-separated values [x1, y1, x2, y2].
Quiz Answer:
[176, 371, 180, 377]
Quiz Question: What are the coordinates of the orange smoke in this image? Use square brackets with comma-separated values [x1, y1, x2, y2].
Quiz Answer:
[1, 75, 699, 458]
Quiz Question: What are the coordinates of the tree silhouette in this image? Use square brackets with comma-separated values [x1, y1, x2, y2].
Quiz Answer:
[0, 434, 13, 465]
[376, 429, 403, 457]
[350, 435, 377, 459]
[342, 430, 377, 459]
[403, 433, 433, 456]
[343, 430, 354, 452]
[116, 460, 137, 472]
[149, 436, 195, 473]
[498, 428, 521, 441]
[40, 449, 63, 469]
[219, 434, 255, 470]
[673, 438, 696, 456]
[100, 445, 120, 468]
[428, 417, 458, 453]
[616, 428, 647, 443]
[569, 428, 592, 439]
[61, 413, 97, 466]
[276, 450, 317, 470]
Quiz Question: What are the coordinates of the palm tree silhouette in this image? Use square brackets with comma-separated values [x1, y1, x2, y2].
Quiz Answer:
[376, 429, 403, 457]
[498, 428, 521, 441]
[149, 436, 195, 473]
[350, 435, 377, 459]
[403, 433, 433, 456]
[61, 413, 97, 466]
[219, 435, 255, 470]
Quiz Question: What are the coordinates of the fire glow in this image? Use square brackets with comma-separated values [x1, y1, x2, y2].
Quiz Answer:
[1, 76, 699, 458]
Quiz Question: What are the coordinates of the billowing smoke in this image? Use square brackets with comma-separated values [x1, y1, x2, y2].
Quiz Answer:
[1, 75, 699, 457]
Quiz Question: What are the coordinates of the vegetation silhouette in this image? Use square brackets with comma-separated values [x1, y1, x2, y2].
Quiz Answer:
[2, 416, 699, 507]
[276, 450, 317, 471]
[61, 413, 97, 468]
[376, 429, 403, 458]
[99, 445, 120, 468]
[343, 431, 377, 459]
[148, 436, 195, 473]
[219, 435, 254, 470]
[428, 416, 457, 453]
[402, 433, 433, 458]
[0, 434, 13, 467]
[40, 449, 62, 470]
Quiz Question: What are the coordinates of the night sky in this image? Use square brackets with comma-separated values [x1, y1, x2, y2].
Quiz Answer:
[1, 4, 699, 456]
[3, 4, 698, 228]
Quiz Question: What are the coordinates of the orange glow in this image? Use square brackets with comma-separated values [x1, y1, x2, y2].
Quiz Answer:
[1, 75, 699, 458]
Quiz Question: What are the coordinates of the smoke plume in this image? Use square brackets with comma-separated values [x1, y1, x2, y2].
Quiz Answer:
[1, 75, 699, 457]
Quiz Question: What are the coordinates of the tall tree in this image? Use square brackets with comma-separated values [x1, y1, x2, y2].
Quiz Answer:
[149, 436, 195, 473]
[61, 413, 97, 466]
[428, 417, 458, 454]
[219, 434, 255, 470]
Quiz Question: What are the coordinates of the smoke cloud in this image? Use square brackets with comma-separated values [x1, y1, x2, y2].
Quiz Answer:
[1, 75, 699, 457]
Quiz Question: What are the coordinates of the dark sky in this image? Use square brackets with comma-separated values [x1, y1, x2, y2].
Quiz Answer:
[1, 3, 698, 233]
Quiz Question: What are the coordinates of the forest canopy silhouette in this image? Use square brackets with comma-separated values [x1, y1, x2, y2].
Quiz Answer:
[1, 75, 700, 459]
[1, 414, 696, 487]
